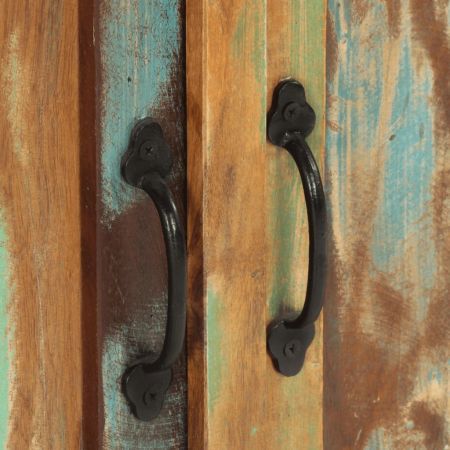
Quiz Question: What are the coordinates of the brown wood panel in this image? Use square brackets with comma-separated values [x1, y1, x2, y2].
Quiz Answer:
[187, 1, 268, 448]
[79, 0, 100, 447]
[0, 1, 82, 448]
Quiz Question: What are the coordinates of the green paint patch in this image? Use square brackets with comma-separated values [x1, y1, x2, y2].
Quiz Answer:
[250, 426, 258, 436]
[268, 159, 305, 319]
[206, 287, 225, 414]
[231, 1, 267, 140]
[0, 213, 11, 448]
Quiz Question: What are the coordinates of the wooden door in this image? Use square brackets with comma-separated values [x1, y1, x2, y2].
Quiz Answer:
[0, 1, 448, 449]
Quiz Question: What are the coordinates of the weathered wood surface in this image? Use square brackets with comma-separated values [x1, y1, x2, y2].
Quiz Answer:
[96, 1, 186, 448]
[266, 1, 326, 448]
[0, 1, 83, 448]
[187, 1, 326, 448]
[325, 0, 450, 448]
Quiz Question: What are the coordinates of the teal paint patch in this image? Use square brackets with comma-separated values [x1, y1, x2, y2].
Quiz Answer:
[364, 427, 393, 450]
[0, 214, 10, 447]
[100, 0, 181, 221]
[371, 38, 436, 318]
[206, 287, 224, 413]
[327, 0, 386, 231]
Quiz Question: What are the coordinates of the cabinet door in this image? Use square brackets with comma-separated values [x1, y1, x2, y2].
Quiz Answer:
[0, 1, 448, 449]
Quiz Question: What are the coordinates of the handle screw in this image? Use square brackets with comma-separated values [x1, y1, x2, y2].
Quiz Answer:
[143, 390, 157, 406]
[283, 102, 302, 122]
[139, 141, 155, 160]
[284, 339, 302, 359]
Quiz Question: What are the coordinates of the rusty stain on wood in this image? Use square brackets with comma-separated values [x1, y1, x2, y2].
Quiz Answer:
[325, 0, 450, 448]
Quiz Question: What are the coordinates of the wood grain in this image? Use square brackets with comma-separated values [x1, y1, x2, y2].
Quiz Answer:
[96, 1, 187, 448]
[266, 1, 326, 448]
[0, 1, 82, 448]
[79, 0, 100, 446]
[325, 0, 450, 448]
[187, 1, 326, 448]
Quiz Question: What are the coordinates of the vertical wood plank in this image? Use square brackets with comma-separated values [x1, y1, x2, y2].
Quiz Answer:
[186, 0, 206, 446]
[266, 1, 326, 448]
[187, 1, 268, 448]
[79, 0, 100, 446]
[0, 1, 82, 448]
[96, 1, 187, 448]
[187, 1, 327, 448]
[325, 0, 450, 448]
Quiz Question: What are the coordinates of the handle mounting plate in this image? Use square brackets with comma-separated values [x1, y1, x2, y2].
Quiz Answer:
[121, 118, 173, 187]
[267, 79, 316, 146]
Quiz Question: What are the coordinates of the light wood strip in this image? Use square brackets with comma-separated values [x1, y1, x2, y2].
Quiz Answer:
[187, 1, 268, 448]
[0, 1, 82, 447]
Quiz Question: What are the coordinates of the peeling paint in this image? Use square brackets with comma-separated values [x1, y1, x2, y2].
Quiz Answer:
[100, 0, 182, 221]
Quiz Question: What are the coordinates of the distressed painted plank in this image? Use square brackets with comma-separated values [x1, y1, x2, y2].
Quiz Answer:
[325, 0, 450, 448]
[187, 1, 326, 448]
[0, 1, 83, 448]
[96, 1, 186, 448]
[266, 1, 326, 449]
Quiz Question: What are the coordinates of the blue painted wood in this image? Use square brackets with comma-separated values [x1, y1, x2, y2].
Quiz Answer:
[100, 0, 183, 221]
[325, 1, 450, 448]
[97, 1, 186, 448]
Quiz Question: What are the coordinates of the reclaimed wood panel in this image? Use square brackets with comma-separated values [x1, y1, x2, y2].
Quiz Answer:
[187, 1, 268, 447]
[96, 1, 187, 448]
[0, 1, 82, 448]
[325, 0, 450, 448]
[266, 1, 326, 449]
[187, 1, 326, 448]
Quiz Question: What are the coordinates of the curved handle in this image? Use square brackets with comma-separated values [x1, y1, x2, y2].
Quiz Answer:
[120, 118, 186, 420]
[266, 80, 326, 376]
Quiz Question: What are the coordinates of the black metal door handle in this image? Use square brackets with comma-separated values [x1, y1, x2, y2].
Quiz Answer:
[120, 118, 186, 420]
[267, 80, 326, 376]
